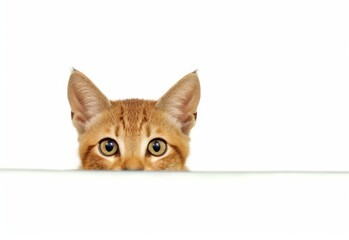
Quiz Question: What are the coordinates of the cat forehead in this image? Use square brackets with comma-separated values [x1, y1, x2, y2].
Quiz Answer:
[111, 99, 156, 109]
[85, 98, 182, 138]
[88, 99, 161, 131]
[110, 99, 157, 123]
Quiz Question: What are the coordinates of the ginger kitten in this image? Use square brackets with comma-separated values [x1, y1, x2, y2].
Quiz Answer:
[67, 70, 200, 170]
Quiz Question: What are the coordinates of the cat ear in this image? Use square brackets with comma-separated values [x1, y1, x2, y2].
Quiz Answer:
[67, 69, 111, 134]
[156, 71, 201, 135]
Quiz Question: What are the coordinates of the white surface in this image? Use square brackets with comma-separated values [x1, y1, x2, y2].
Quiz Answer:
[0, 171, 349, 239]
[0, 1, 349, 171]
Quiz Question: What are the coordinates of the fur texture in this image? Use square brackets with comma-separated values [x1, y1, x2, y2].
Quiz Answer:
[67, 70, 200, 170]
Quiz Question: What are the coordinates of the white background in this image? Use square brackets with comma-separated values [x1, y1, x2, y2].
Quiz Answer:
[1, 1, 349, 239]
[0, 0, 349, 171]
[0, 171, 349, 239]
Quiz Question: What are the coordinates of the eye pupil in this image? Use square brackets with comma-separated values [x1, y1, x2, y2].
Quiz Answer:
[105, 141, 114, 152]
[152, 141, 161, 152]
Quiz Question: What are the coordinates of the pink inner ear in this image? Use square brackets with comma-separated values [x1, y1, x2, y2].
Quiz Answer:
[181, 114, 197, 135]
[176, 93, 198, 124]
[72, 112, 87, 124]
[71, 111, 86, 123]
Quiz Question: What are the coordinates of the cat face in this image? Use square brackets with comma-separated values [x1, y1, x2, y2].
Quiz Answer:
[67, 70, 200, 170]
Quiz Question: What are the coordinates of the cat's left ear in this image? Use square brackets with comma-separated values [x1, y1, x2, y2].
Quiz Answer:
[156, 71, 201, 135]
[67, 70, 111, 134]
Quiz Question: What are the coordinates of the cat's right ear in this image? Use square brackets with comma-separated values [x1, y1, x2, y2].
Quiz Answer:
[67, 70, 111, 134]
[156, 71, 200, 135]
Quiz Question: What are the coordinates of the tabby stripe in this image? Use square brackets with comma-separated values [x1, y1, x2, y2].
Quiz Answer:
[82, 145, 94, 164]
[169, 144, 185, 164]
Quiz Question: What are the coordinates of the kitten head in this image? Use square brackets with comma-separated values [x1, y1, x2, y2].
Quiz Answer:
[67, 70, 200, 170]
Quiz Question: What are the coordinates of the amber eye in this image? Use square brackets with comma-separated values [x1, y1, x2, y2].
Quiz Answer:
[148, 138, 167, 156]
[99, 138, 118, 156]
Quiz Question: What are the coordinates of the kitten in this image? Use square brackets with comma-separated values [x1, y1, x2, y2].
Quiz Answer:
[67, 69, 200, 170]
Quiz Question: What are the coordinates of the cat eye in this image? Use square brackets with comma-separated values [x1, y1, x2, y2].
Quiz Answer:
[99, 138, 118, 156]
[148, 138, 167, 156]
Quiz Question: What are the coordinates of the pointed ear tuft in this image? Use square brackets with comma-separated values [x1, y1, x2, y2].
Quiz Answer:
[67, 70, 110, 134]
[156, 72, 201, 135]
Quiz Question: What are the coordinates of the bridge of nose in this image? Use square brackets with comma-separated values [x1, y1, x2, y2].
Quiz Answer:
[122, 157, 144, 170]
[121, 136, 145, 170]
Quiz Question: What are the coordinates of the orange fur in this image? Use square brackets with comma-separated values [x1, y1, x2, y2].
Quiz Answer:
[67, 70, 200, 170]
